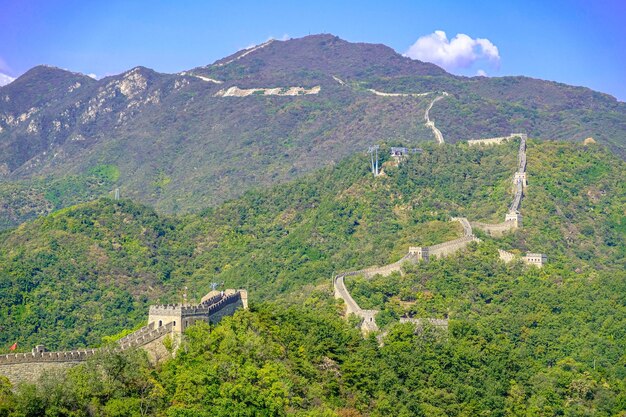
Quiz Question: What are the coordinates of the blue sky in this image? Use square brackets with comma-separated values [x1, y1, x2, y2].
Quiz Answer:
[1, 0, 624, 100]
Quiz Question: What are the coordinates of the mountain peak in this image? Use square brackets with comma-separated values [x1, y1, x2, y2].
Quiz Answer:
[198, 33, 446, 85]
[14, 65, 94, 83]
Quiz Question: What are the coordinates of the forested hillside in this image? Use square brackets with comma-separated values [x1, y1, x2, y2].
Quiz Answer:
[0, 140, 623, 348]
[1, 296, 625, 416]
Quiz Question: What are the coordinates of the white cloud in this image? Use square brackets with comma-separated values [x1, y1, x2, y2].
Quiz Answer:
[404, 30, 500, 71]
[476, 69, 487, 77]
[0, 57, 10, 74]
[0, 72, 15, 86]
[87, 73, 98, 79]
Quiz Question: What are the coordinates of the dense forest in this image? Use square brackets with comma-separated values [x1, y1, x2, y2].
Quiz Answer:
[0, 139, 624, 415]
[1, 299, 625, 416]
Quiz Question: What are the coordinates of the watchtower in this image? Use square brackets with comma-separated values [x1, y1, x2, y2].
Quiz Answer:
[409, 246, 429, 262]
[523, 253, 547, 268]
[390, 147, 409, 162]
[147, 289, 248, 334]
[148, 305, 183, 333]
[505, 211, 523, 228]
[514, 172, 528, 187]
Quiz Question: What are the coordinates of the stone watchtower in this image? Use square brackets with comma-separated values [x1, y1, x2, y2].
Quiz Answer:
[514, 172, 528, 188]
[147, 305, 184, 333]
[409, 246, 429, 262]
[505, 211, 523, 228]
[523, 253, 547, 268]
[147, 289, 248, 334]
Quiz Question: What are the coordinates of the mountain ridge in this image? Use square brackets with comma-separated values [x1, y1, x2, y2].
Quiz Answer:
[0, 33, 625, 229]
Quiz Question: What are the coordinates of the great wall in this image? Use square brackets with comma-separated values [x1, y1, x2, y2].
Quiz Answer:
[334, 133, 546, 332]
[334, 217, 480, 333]
[215, 85, 321, 97]
[424, 93, 448, 144]
[0, 289, 248, 384]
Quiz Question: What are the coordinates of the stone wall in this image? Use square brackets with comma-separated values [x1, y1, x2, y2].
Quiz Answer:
[469, 134, 526, 235]
[333, 133, 542, 339]
[467, 136, 512, 146]
[408, 246, 429, 262]
[428, 236, 480, 259]
[333, 273, 379, 332]
[400, 317, 449, 331]
[208, 295, 243, 324]
[215, 85, 321, 97]
[333, 274, 361, 316]
[0, 362, 76, 386]
[148, 305, 183, 333]
[467, 133, 526, 147]
[524, 253, 547, 267]
[140, 331, 177, 364]
[451, 217, 473, 236]
[147, 290, 246, 333]
[498, 249, 516, 263]
[0, 349, 99, 365]
[510, 180, 524, 213]
[471, 220, 518, 236]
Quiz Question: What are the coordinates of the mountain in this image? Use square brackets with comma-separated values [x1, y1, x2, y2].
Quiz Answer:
[1, 34, 625, 229]
[0, 139, 624, 415]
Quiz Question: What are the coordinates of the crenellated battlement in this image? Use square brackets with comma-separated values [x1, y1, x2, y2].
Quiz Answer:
[148, 304, 182, 315]
[0, 349, 99, 365]
[147, 289, 246, 333]
[1, 289, 247, 378]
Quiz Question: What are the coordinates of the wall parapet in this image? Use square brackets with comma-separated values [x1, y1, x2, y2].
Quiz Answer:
[118, 322, 174, 350]
[400, 317, 449, 330]
[148, 304, 182, 316]
[451, 217, 473, 236]
[0, 322, 177, 366]
[0, 349, 98, 365]
[428, 235, 479, 253]
[472, 220, 518, 236]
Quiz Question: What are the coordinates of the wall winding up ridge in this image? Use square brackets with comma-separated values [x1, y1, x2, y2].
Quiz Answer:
[334, 135, 536, 333]
[471, 134, 527, 235]
[333, 218, 478, 333]
[425, 93, 448, 144]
